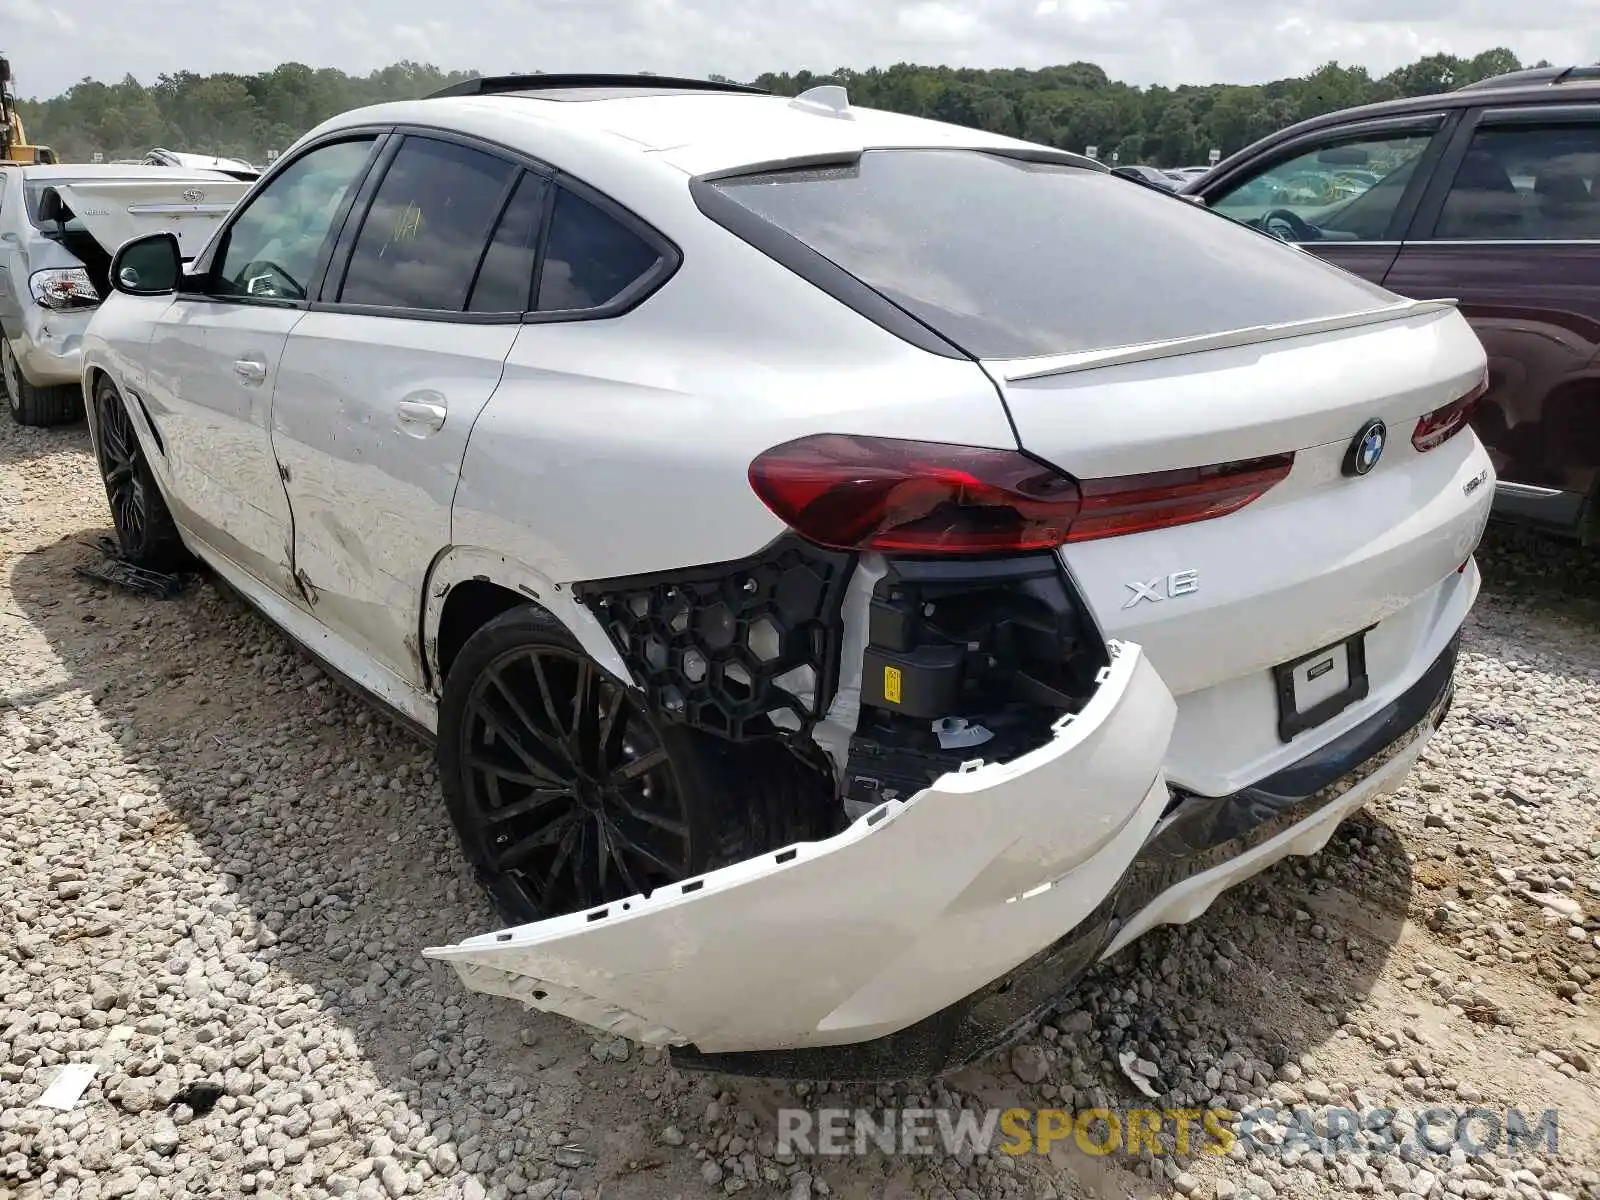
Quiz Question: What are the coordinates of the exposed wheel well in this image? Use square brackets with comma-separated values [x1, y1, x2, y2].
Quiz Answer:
[434, 579, 529, 685]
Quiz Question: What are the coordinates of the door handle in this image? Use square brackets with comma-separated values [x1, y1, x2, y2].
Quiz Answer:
[395, 399, 448, 434]
[233, 358, 267, 385]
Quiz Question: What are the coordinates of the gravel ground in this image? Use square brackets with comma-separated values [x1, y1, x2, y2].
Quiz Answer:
[2, 415, 1599, 1200]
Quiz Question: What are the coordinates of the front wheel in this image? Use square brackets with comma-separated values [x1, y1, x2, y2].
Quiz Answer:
[92, 376, 185, 569]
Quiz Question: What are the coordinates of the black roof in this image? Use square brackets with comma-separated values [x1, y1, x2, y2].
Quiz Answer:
[1455, 65, 1600, 92]
[427, 73, 768, 102]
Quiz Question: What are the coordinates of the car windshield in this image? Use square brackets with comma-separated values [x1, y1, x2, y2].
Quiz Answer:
[708, 149, 1396, 359]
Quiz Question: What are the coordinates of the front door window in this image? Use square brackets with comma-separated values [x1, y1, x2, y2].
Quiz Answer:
[1209, 130, 1437, 243]
[213, 138, 378, 300]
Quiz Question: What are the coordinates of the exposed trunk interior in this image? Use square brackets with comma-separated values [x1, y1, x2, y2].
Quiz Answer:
[841, 552, 1111, 815]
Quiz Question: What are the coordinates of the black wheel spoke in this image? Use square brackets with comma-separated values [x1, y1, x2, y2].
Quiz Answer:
[609, 746, 668, 787]
[487, 670, 574, 767]
[466, 754, 568, 792]
[462, 644, 695, 918]
[478, 788, 573, 826]
[471, 701, 566, 781]
[600, 818, 651, 895]
[543, 820, 582, 897]
[596, 687, 626, 760]
[570, 658, 594, 752]
[491, 812, 576, 871]
[527, 654, 567, 739]
[611, 790, 688, 840]
[608, 823, 682, 877]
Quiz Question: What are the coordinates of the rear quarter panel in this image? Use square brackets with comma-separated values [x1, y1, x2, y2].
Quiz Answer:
[450, 179, 1016, 585]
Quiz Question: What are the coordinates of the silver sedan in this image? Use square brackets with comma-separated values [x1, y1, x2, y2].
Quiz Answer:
[0, 164, 249, 425]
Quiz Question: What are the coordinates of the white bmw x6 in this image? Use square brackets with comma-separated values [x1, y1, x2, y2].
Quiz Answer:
[83, 74, 1494, 1079]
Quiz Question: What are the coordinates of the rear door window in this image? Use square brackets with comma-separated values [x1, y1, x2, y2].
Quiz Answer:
[1430, 122, 1600, 241]
[706, 149, 1396, 359]
[338, 136, 518, 311]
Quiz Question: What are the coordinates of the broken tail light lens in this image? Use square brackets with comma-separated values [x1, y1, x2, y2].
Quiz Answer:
[1412, 372, 1490, 453]
[29, 267, 100, 311]
[748, 434, 1293, 553]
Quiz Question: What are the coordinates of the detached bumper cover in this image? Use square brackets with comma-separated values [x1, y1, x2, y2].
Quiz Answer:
[674, 634, 1457, 1080]
[424, 642, 1176, 1057]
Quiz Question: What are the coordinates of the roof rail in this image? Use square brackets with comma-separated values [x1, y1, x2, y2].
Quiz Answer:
[426, 73, 768, 100]
[1455, 64, 1600, 92]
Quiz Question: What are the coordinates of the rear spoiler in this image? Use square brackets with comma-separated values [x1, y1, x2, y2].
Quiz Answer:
[995, 298, 1462, 382]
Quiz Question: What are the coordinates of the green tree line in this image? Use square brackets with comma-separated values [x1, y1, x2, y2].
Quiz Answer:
[16, 48, 1550, 168]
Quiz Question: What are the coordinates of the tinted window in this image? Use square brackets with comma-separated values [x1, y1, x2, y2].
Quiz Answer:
[467, 173, 549, 313]
[1209, 131, 1435, 242]
[537, 188, 661, 311]
[340, 137, 517, 310]
[1433, 124, 1600, 241]
[216, 138, 376, 299]
[712, 150, 1395, 359]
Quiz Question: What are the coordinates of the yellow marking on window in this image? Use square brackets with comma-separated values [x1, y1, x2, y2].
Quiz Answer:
[883, 665, 902, 705]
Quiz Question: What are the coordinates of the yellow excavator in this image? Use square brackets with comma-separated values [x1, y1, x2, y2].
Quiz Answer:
[1, 54, 56, 164]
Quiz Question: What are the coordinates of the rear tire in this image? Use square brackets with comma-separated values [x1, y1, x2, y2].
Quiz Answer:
[2, 338, 84, 427]
[91, 375, 185, 570]
[438, 605, 837, 924]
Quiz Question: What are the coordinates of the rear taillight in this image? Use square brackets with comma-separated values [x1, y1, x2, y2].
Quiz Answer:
[1065, 455, 1295, 542]
[1413, 372, 1489, 453]
[747, 434, 1293, 554]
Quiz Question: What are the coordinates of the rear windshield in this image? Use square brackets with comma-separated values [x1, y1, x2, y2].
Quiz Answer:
[708, 150, 1396, 359]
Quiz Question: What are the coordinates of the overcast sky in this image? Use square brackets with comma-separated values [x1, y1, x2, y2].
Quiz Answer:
[3, 0, 1593, 99]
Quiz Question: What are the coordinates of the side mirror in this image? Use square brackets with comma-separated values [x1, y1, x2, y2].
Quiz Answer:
[111, 232, 182, 297]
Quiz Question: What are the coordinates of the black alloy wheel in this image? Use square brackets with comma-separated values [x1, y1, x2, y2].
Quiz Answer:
[92, 377, 182, 567]
[456, 640, 699, 919]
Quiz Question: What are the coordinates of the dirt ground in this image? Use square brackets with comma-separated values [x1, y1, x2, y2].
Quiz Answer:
[2, 415, 1598, 1200]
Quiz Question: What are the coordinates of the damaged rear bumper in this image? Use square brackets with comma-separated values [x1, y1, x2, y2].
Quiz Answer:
[425, 633, 1455, 1081]
[671, 634, 1457, 1080]
[424, 641, 1175, 1057]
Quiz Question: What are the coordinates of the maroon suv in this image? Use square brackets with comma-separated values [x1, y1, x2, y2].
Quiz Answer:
[1186, 65, 1600, 543]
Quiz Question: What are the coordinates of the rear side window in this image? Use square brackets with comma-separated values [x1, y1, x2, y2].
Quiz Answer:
[537, 188, 662, 312]
[1432, 123, 1600, 241]
[707, 150, 1397, 359]
[340, 136, 517, 311]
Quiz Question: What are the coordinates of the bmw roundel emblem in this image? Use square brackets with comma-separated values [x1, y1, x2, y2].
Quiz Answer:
[1343, 418, 1387, 478]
